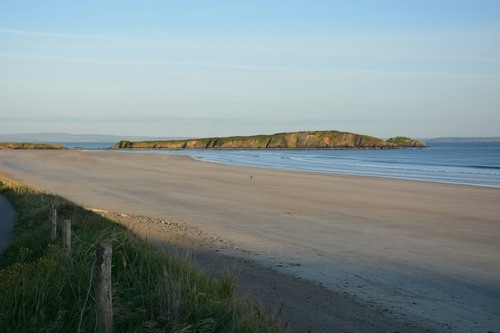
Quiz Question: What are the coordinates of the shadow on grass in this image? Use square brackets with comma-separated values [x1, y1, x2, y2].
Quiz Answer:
[0, 177, 286, 333]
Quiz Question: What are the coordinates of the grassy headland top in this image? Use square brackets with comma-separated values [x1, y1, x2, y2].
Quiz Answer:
[0, 143, 65, 150]
[113, 131, 426, 150]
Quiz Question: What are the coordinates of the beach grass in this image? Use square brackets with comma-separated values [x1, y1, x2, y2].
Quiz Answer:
[0, 178, 285, 332]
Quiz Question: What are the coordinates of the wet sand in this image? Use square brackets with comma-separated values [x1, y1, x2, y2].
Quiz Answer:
[1, 149, 499, 332]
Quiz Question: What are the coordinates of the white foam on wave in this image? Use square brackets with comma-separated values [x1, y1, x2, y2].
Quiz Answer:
[107, 143, 500, 188]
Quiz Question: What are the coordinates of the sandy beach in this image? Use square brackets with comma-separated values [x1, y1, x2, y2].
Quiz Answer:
[1, 149, 499, 332]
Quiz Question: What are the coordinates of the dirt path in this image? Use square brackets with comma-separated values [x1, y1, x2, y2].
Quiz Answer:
[0, 195, 16, 254]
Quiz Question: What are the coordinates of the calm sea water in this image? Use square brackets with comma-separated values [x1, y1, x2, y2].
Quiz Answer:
[93, 142, 500, 188]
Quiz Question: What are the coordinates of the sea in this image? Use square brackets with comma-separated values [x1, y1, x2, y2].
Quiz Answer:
[72, 141, 500, 188]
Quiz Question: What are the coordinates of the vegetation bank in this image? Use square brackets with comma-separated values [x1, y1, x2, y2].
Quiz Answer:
[0, 178, 285, 332]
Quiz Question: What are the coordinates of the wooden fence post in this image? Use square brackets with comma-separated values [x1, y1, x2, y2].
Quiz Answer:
[63, 219, 71, 253]
[50, 208, 57, 242]
[95, 243, 113, 333]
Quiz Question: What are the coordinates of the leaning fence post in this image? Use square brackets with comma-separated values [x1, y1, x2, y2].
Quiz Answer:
[95, 243, 113, 333]
[50, 207, 57, 242]
[63, 219, 71, 253]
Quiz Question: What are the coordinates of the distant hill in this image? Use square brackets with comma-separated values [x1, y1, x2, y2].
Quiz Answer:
[425, 137, 500, 143]
[0, 133, 183, 143]
[113, 130, 425, 150]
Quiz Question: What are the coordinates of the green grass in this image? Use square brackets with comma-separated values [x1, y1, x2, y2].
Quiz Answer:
[386, 136, 427, 147]
[0, 178, 285, 332]
[0, 143, 65, 149]
[113, 130, 396, 150]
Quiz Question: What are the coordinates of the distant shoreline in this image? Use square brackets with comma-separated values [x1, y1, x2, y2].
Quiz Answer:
[425, 137, 500, 142]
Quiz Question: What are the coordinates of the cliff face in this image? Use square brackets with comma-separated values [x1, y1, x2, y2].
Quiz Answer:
[114, 131, 402, 150]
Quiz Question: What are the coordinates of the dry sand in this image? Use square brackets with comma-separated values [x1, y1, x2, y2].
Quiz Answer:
[1, 150, 499, 332]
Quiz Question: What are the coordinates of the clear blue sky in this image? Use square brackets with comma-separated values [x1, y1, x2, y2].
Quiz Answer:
[1, 0, 499, 138]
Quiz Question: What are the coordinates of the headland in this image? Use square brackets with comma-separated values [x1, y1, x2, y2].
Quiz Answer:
[113, 130, 426, 150]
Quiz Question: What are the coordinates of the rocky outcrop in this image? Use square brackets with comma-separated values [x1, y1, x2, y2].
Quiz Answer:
[0, 143, 66, 149]
[386, 136, 426, 147]
[113, 130, 405, 150]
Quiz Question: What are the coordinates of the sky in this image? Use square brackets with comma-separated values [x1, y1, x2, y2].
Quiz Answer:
[1, 1, 499, 139]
